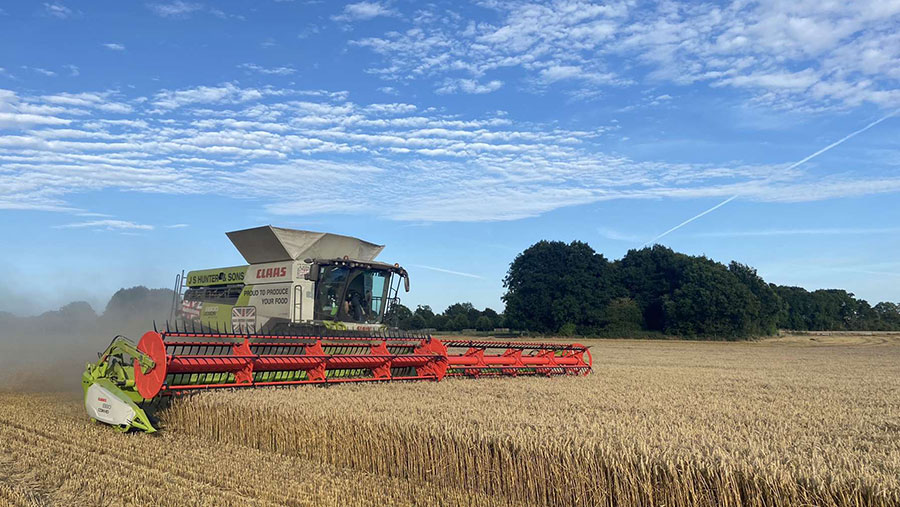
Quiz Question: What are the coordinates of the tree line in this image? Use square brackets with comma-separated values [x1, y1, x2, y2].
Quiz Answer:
[388, 302, 504, 332]
[390, 241, 900, 339]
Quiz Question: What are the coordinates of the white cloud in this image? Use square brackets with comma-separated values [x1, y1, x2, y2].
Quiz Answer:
[332, 1, 395, 22]
[237, 63, 296, 75]
[0, 89, 72, 128]
[151, 82, 281, 110]
[694, 227, 900, 238]
[147, 1, 203, 18]
[55, 220, 154, 231]
[746, 178, 900, 203]
[539, 66, 584, 83]
[75, 212, 113, 218]
[64, 64, 80, 77]
[166, 223, 190, 228]
[146, 1, 236, 19]
[29, 67, 57, 77]
[0, 112, 70, 128]
[44, 2, 74, 18]
[719, 69, 819, 91]
[41, 92, 133, 113]
[364, 103, 416, 114]
[103, 43, 126, 51]
[1, 83, 898, 223]
[436, 79, 503, 95]
[298, 24, 321, 39]
[352, 0, 900, 108]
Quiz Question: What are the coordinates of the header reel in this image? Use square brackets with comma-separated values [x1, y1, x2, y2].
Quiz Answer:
[82, 322, 592, 432]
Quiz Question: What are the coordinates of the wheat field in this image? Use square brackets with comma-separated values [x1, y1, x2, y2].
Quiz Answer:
[2, 334, 899, 506]
[0, 392, 496, 506]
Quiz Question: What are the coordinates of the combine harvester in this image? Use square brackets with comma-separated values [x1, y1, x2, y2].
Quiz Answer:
[82, 226, 592, 432]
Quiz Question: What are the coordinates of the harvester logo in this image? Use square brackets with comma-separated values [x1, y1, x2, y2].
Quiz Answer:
[256, 266, 287, 279]
[97, 399, 112, 415]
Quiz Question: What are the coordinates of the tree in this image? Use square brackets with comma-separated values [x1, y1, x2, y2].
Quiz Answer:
[482, 307, 500, 328]
[100, 286, 176, 330]
[475, 315, 493, 331]
[808, 289, 859, 330]
[729, 262, 782, 335]
[774, 286, 814, 330]
[558, 322, 577, 336]
[662, 258, 758, 338]
[450, 313, 470, 331]
[409, 314, 427, 330]
[444, 303, 475, 329]
[103, 286, 173, 321]
[872, 302, 900, 330]
[616, 246, 689, 331]
[385, 303, 413, 329]
[503, 240, 615, 333]
[599, 297, 644, 333]
[495, 240, 900, 337]
[59, 301, 98, 322]
[444, 302, 474, 315]
[431, 314, 448, 331]
[414, 305, 435, 328]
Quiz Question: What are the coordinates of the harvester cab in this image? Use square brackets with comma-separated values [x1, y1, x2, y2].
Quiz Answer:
[81, 226, 592, 433]
[175, 225, 410, 334]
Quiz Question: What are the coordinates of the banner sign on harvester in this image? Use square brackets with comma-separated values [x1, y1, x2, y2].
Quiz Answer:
[240, 282, 291, 322]
[185, 266, 248, 287]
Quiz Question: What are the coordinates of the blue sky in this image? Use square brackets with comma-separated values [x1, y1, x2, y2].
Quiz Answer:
[1, 0, 898, 315]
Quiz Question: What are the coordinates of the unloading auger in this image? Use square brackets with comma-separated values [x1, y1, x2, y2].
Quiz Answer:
[82, 324, 592, 432]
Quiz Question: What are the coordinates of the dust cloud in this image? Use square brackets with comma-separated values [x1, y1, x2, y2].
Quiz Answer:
[0, 287, 174, 396]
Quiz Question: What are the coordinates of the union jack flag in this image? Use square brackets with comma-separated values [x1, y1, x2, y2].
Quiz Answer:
[232, 306, 257, 334]
[181, 300, 202, 318]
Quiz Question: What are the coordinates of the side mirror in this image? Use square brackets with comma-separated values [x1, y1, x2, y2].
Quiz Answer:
[305, 264, 319, 281]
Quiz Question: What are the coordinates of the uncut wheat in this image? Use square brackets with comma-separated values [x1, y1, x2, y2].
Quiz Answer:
[163, 336, 900, 506]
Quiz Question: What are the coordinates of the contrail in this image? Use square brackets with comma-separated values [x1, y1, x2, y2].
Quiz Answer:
[643, 195, 738, 246]
[644, 109, 899, 246]
[410, 264, 483, 279]
[779, 110, 898, 174]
